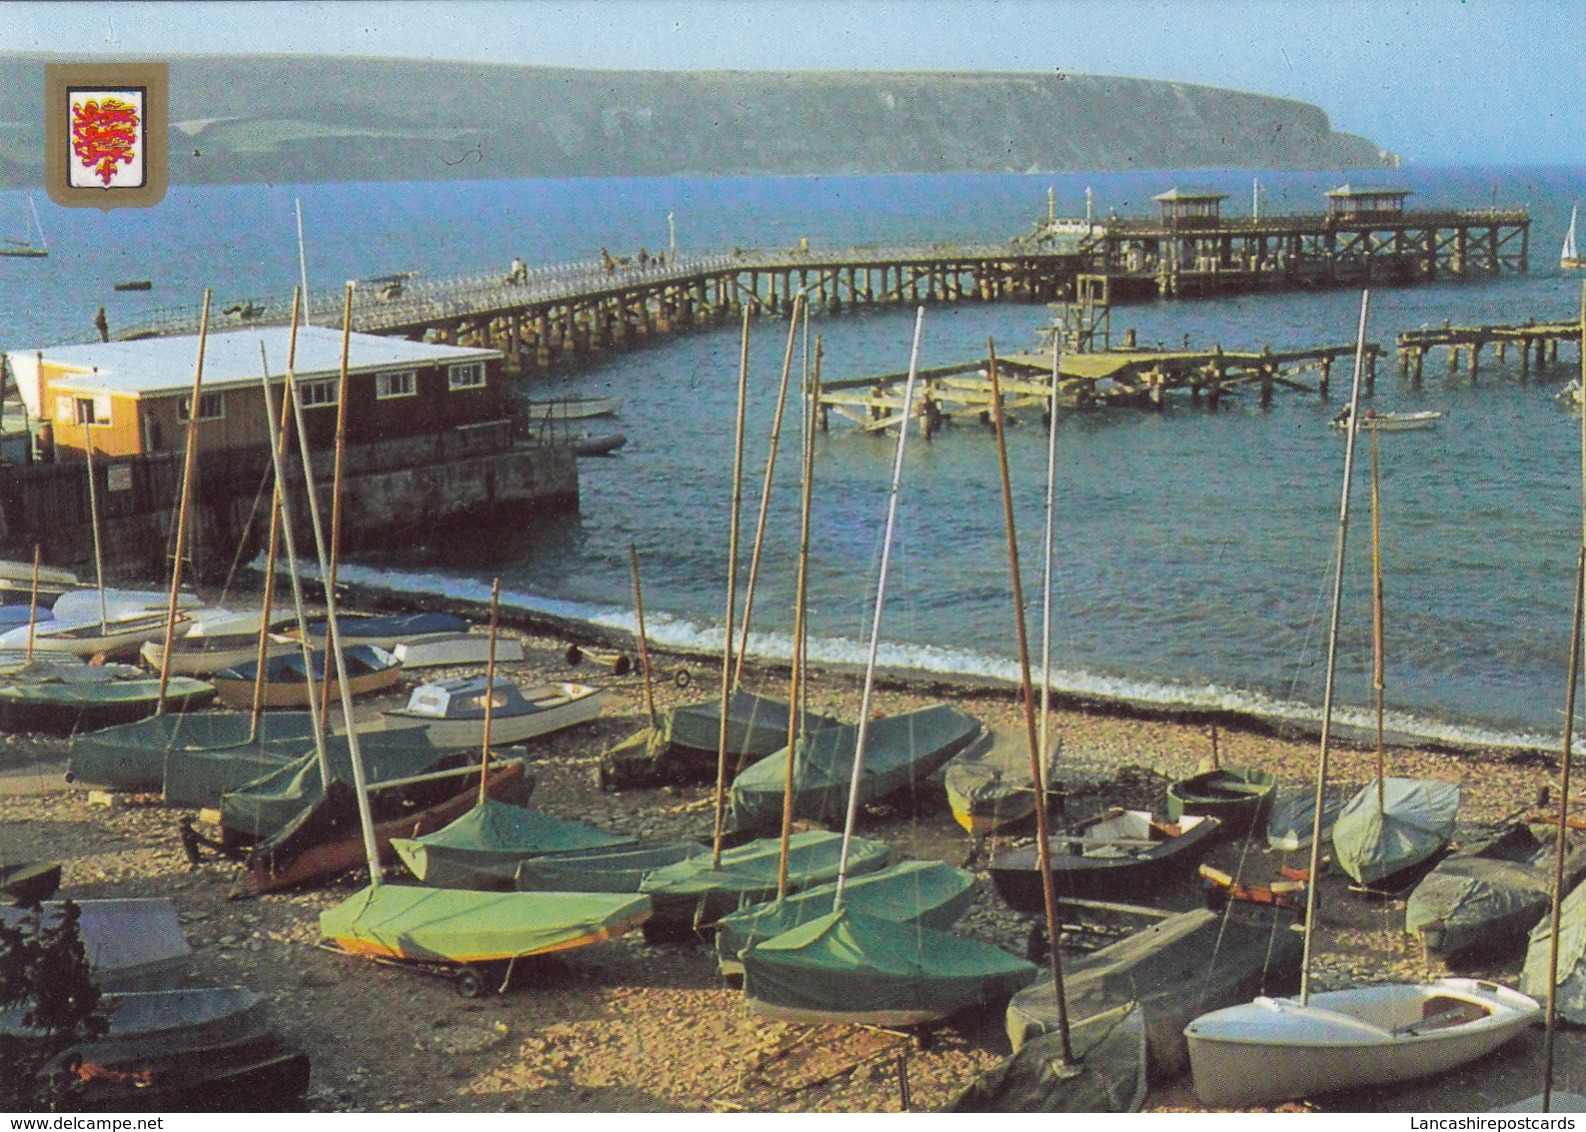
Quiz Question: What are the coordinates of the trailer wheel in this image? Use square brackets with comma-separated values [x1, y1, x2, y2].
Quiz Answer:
[454, 965, 488, 999]
[672, 667, 691, 689]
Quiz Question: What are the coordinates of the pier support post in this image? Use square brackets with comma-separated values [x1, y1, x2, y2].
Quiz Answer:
[1318, 356, 1332, 399]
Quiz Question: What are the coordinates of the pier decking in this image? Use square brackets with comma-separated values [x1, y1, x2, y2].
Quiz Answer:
[113, 195, 1529, 376]
[1396, 318, 1584, 383]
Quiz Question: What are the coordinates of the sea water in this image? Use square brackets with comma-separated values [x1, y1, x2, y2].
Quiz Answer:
[4, 163, 1586, 749]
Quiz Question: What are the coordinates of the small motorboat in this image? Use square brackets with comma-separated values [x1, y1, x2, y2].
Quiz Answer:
[113, 279, 153, 292]
[1330, 408, 1446, 432]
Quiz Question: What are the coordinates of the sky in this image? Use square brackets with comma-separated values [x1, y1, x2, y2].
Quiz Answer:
[3, 0, 1585, 165]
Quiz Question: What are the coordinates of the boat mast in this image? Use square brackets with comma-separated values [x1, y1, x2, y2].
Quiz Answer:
[1542, 279, 1586, 1112]
[775, 337, 819, 901]
[29, 194, 45, 253]
[256, 329, 333, 791]
[1370, 426, 1386, 814]
[83, 429, 108, 635]
[24, 547, 40, 663]
[734, 292, 804, 689]
[1300, 289, 1372, 1005]
[1038, 335, 1061, 799]
[709, 309, 752, 865]
[155, 289, 211, 714]
[283, 354, 381, 886]
[834, 307, 922, 907]
[990, 338, 1073, 1065]
[316, 284, 355, 733]
[477, 578, 501, 806]
[629, 543, 658, 730]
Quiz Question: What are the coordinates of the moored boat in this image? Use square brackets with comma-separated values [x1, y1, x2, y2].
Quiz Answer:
[1184, 979, 1540, 1107]
[211, 644, 401, 709]
[318, 883, 651, 995]
[725, 703, 988, 833]
[988, 809, 1222, 910]
[0, 676, 216, 735]
[741, 909, 1037, 1027]
[392, 631, 524, 670]
[521, 394, 622, 422]
[296, 611, 469, 651]
[513, 839, 706, 895]
[1407, 823, 1586, 963]
[381, 676, 603, 749]
[1332, 776, 1460, 890]
[943, 734, 1056, 838]
[391, 797, 633, 890]
[715, 859, 979, 976]
[1164, 765, 1276, 839]
[1329, 407, 1446, 432]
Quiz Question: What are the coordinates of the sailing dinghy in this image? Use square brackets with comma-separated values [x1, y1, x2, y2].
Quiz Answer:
[715, 858, 978, 976]
[1185, 292, 1538, 1107]
[381, 676, 603, 748]
[391, 797, 633, 889]
[1332, 776, 1460, 889]
[1564, 204, 1585, 271]
[725, 703, 988, 833]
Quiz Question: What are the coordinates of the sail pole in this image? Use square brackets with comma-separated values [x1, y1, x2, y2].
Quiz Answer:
[734, 291, 804, 689]
[24, 546, 39, 663]
[990, 338, 1073, 1065]
[316, 283, 355, 733]
[835, 307, 923, 907]
[1300, 289, 1372, 1006]
[1370, 426, 1386, 813]
[84, 441, 107, 634]
[29, 194, 45, 253]
[710, 309, 753, 865]
[155, 289, 211, 714]
[478, 578, 501, 807]
[252, 290, 303, 738]
[283, 359, 380, 886]
[257, 338, 333, 791]
[629, 543, 658, 729]
[1038, 335, 1061, 796]
[1542, 545, 1584, 1113]
[776, 338, 819, 901]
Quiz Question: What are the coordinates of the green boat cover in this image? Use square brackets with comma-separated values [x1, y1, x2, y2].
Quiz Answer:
[1331, 776, 1461, 887]
[218, 732, 463, 843]
[0, 678, 215, 737]
[599, 690, 843, 789]
[666, 689, 840, 764]
[1407, 825, 1586, 961]
[513, 840, 707, 894]
[946, 1003, 1147, 1113]
[727, 704, 988, 833]
[391, 798, 634, 889]
[740, 908, 1036, 1025]
[715, 859, 978, 971]
[638, 829, 891, 929]
[318, 882, 651, 963]
[1521, 875, 1586, 1023]
[70, 711, 320, 795]
[1265, 787, 1348, 852]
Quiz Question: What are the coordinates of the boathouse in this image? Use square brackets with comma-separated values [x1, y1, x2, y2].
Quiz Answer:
[6, 327, 509, 460]
[0, 328, 577, 580]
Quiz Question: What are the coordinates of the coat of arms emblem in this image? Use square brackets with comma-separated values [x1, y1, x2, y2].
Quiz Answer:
[46, 62, 168, 210]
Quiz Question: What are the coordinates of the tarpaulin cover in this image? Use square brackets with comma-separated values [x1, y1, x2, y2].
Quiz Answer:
[1331, 777, 1460, 886]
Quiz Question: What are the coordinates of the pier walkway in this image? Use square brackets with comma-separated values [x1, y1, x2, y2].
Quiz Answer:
[115, 201, 1529, 374]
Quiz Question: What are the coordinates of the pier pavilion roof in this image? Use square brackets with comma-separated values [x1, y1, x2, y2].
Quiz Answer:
[10, 326, 499, 405]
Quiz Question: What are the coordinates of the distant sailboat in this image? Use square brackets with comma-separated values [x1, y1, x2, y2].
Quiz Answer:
[0, 194, 47, 258]
[1563, 205, 1585, 271]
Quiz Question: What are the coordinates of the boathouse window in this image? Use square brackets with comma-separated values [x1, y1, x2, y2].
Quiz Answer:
[71, 395, 110, 426]
[375, 370, 417, 399]
[448, 362, 485, 390]
[177, 392, 224, 421]
[298, 378, 339, 408]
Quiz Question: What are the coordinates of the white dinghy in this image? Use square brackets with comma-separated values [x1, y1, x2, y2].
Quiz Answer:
[1185, 979, 1540, 1107]
[1185, 293, 1538, 1108]
[382, 675, 603, 748]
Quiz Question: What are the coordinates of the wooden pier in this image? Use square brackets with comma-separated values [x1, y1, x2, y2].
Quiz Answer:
[1396, 318, 1584, 384]
[113, 186, 1528, 375]
[818, 339, 1382, 430]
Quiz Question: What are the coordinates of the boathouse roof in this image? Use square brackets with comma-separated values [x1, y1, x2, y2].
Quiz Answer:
[15, 326, 499, 399]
